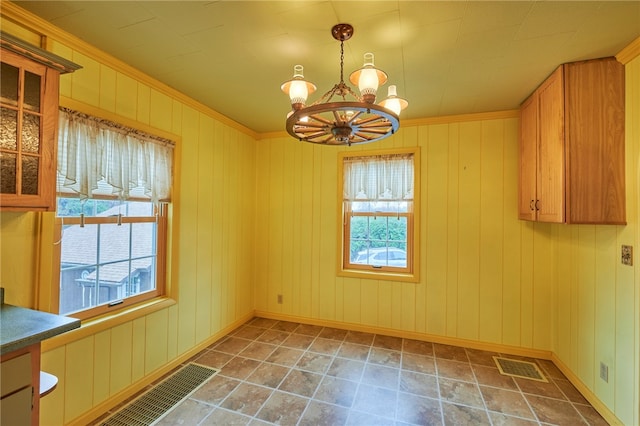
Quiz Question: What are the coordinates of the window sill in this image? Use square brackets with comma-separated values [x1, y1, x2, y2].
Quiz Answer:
[41, 297, 176, 352]
[338, 268, 419, 283]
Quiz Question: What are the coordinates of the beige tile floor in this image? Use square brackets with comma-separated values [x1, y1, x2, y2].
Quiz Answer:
[101, 317, 609, 425]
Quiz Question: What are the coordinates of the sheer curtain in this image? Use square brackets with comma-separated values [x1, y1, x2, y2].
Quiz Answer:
[57, 108, 174, 202]
[343, 153, 414, 201]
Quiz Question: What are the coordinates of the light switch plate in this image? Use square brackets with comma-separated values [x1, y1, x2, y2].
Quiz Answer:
[622, 245, 633, 266]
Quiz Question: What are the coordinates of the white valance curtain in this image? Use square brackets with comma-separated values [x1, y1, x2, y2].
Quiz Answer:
[343, 153, 414, 201]
[57, 108, 174, 202]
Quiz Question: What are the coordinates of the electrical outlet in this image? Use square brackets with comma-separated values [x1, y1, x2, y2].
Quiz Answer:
[277, 294, 283, 304]
[599, 362, 609, 383]
[622, 245, 633, 266]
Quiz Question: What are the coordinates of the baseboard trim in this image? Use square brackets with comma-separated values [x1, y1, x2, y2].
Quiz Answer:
[551, 353, 623, 426]
[253, 310, 552, 360]
[65, 312, 254, 426]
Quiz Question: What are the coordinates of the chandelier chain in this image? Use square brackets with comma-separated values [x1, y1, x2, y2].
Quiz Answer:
[340, 40, 345, 85]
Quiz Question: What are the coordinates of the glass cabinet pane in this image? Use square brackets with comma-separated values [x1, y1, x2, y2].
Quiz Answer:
[22, 155, 39, 195]
[1, 63, 19, 106]
[1, 153, 17, 194]
[21, 112, 41, 153]
[1, 107, 18, 150]
[24, 71, 41, 112]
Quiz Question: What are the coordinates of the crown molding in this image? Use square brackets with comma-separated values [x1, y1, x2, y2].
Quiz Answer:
[616, 36, 640, 65]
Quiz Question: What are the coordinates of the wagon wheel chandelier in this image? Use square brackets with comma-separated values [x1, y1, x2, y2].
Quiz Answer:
[281, 23, 408, 146]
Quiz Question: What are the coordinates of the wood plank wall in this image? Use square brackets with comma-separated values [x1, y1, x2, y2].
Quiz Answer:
[255, 116, 558, 350]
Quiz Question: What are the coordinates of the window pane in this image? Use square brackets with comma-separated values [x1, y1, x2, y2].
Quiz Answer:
[1, 107, 17, 150]
[60, 224, 98, 315]
[21, 155, 39, 195]
[132, 222, 156, 258]
[349, 215, 408, 268]
[21, 112, 41, 153]
[95, 260, 133, 306]
[1, 63, 19, 105]
[57, 200, 148, 218]
[388, 216, 407, 245]
[99, 223, 131, 264]
[24, 71, 41, 111]
[0, 153, 17, 194]
[351, 200, 409, 213]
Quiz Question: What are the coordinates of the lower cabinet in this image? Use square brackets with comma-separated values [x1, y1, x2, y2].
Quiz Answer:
[1, 345, 40, 425]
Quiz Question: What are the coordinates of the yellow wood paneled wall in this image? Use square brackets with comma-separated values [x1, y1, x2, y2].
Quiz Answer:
[0, 9, 256, 425]
[256, 117, 557, 350]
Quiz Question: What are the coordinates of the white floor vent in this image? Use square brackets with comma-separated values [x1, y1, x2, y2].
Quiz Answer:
[493, 356, 548, 382]
[101, 363, 219, 426]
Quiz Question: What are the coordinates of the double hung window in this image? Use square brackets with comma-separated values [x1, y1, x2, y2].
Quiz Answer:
[340, 148, 419, 280]
[53, 108, 173, 319]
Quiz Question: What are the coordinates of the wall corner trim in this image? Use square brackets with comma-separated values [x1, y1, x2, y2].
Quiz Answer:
[616, 36, 640, 65]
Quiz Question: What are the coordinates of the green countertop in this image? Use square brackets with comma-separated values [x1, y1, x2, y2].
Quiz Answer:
[1, 302, 80, 356]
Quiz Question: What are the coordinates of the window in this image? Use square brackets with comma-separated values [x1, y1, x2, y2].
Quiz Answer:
[55, 199, 167, 317]
[339, 148, 419, 281]
[52, 108, 173, 319]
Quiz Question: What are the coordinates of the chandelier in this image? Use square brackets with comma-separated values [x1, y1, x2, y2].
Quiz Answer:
[281, 23, 408, 146]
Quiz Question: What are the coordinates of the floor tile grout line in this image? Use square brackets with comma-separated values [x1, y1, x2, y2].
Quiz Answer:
[160, 319, 606, 426]
[468, 354, 500, 425]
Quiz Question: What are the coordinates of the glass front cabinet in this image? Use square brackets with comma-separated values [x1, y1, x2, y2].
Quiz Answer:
[0, 33, 80, 211]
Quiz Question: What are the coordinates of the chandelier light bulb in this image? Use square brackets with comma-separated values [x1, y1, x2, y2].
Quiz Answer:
[379, 85, 409, 116]
[281, 65, 316, 110]
[350, 52, 388, 104]
[358, 53, 379, 95]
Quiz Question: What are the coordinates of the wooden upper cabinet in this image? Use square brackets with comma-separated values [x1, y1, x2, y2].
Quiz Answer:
[518, 93, 538, 221]
[1, 49, 59, 211]
[518, 57, 625, 224]
[0, 33, 80, 212]
[565, 59, 625, 224]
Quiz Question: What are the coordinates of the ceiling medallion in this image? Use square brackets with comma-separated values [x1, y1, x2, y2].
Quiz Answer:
[281, 23, 408, 146]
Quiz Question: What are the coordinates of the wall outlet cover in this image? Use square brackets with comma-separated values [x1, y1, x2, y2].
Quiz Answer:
[599, 362, 609, 383]
[622, 245, 633, 266]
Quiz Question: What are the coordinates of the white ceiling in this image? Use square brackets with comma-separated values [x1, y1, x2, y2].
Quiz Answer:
[12, 1, 640, 134]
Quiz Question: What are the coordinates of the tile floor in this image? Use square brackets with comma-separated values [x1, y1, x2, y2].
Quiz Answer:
[102, 317, 609, 425]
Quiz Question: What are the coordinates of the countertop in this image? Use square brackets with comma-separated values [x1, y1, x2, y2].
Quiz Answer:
[1, 303, 81, 356]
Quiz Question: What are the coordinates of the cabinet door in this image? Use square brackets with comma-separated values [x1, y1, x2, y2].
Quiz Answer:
[518, 94, 538, 221]
[0, 48, 59, 211]
[536, 66, 565, 223]
[0, 386, 32, 425]
[564, 58, 625, 224]
[0, 352, 33, 425]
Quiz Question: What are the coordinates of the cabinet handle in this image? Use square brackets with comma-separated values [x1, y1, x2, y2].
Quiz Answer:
[535, 200, 541, 211]
[530, 200, 535, 211]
